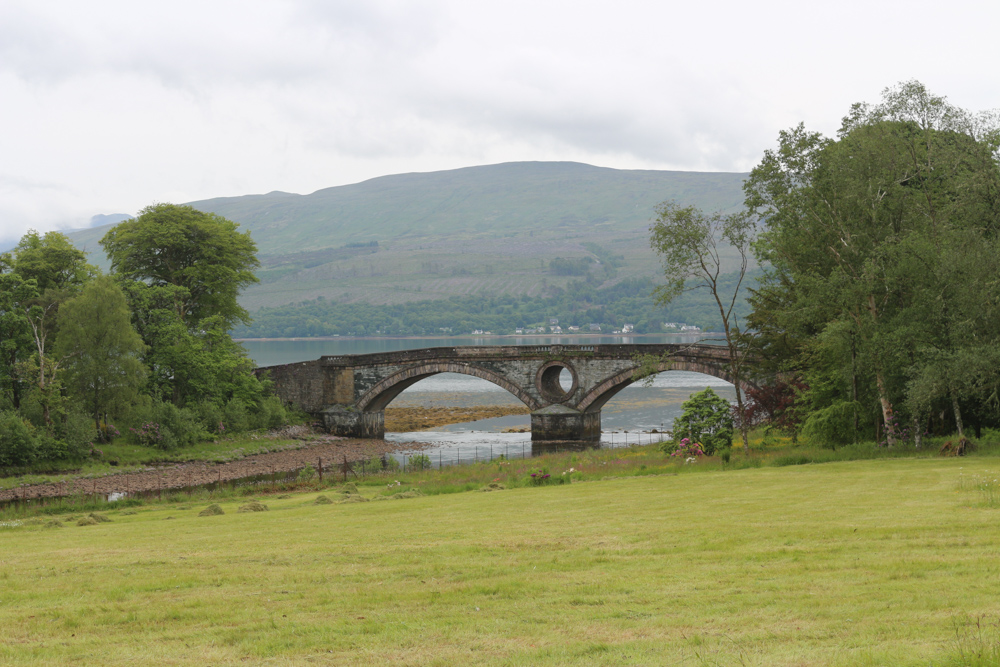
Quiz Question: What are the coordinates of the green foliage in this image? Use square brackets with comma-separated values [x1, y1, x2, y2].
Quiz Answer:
[129, 400, 206, 451]
[745, 80, 1000, 444]
[408, 453, 432, 471]
[233, 273, 757, 338]
[222, 399, 249, 434]
[100, 204, 260, 329]
[0, 411, 38, 466]
[801, 401, 860, 449]
[0, 273, 38, 409]
[672, 387, 734, 455]
[54, 276, 147, 428]
[2, 230, 94, 293]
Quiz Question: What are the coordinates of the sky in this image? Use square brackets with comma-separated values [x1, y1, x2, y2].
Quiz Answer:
[1, 0, 998, 247]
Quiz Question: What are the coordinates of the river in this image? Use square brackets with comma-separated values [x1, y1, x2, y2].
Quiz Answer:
[243, 335, 735, 464]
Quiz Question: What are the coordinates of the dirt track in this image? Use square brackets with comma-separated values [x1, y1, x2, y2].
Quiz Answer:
[0, 436, 429, 503]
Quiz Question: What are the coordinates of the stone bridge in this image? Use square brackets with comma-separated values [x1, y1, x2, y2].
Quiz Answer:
[257, 343, 744, 442]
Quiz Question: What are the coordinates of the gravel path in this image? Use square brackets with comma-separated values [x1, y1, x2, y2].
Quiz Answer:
[0, 436, 430, 503]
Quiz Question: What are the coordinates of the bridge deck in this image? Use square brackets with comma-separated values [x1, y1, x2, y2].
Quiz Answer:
[318, 342, 727, 367]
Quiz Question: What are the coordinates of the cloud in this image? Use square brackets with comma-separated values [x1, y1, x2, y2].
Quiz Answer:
[0, 0, 997, 244]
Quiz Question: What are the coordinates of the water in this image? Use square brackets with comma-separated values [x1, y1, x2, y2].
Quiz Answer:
[242, 335, 735, 457]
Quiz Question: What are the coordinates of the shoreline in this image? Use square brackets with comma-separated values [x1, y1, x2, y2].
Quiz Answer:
[236, 332, 720, 342]
[0, 436, 429, 504]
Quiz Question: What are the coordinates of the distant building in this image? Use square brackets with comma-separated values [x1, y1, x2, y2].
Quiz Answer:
[515, 328, 525, 334]
[550, 325, 562, 333]
[549, 318, 559, 325]
[663, 322, 679, 329]
[568, 325, 580, 332]
[589, 324, 601, 331]
[681, 324, 701, 332]
[622, 324, 634, 333]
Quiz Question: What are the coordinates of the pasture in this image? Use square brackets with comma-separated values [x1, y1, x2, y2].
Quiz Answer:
[2, 456, 999, 665]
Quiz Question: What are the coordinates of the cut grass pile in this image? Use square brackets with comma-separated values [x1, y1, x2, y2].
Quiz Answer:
[3, 456, 1000, 665]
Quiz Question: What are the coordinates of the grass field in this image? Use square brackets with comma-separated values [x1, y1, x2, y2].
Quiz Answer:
[4, 453, 1000, 665]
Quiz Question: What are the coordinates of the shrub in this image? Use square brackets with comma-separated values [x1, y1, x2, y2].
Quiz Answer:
[130, 400, 206, 450]
[672, 387, 734, 455]
[222, 398, 249, 434]
[298, 463, 316, 482]
[194, 401, 225, 435]
[664, 437, 706, 460]
[801, 401, 859, 449]
[528, 467, 554, 486]
[0, 411, 38, 466]
[250, 395, 288, 431]
[408, 453, 432, 470]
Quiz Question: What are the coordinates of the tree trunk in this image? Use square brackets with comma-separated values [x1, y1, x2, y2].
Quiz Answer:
[952, 394, 965, 439]
[735, 387, 750, 454]
[874, 371, 896, 446]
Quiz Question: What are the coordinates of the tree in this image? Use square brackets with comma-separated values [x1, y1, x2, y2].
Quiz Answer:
[744, 80, 1000, 444]
[639, 201, 757, 453]
[100, 204, 260, 329]
[54, 276, 147, 432]
[0, 273, 38, 409]
[671, 387, 734, 456]
[2, 230, 94, 293]
[2, 230, 96, 423]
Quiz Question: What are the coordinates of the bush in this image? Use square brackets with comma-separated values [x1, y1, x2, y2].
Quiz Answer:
[250, 395, 288, 431]
[222, 398, 249, 434]
[801, 401, 859, 449]
[672, 387, 734, 455]
[194, 401, 225, 435]
[0, 411, 38, 466]
[408, 453, 432, 470]
[129, 400, 206, 450]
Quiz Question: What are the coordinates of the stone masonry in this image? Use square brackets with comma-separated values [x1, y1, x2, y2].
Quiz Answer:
[256, 343, 746, 442]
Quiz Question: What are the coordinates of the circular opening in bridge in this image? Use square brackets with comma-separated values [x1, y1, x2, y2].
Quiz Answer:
[536, 361, 578, 403]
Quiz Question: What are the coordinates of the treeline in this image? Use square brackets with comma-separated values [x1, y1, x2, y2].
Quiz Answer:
[743, 81, 1000, 445]
[234, 271, 756, 339]
[0, 205, 289, 468]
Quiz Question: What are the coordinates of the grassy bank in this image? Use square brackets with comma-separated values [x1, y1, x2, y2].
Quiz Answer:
[3, 450, 1000, 664]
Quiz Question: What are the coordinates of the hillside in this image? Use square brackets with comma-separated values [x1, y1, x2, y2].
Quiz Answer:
[67, 162, 750, 319]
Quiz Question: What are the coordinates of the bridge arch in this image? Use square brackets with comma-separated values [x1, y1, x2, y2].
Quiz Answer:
[576, 359, 749, 414]
[356, 362, 542, 412]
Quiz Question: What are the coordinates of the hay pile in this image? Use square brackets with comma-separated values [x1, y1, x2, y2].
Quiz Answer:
[198, 504, 225, 516]
[237, 501, 269, 513]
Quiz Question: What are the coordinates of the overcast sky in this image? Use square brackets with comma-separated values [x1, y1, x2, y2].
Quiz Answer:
[1, 0, 998, 246]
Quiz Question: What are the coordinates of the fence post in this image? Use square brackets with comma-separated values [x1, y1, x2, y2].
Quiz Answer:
[318, 457, 323, 482]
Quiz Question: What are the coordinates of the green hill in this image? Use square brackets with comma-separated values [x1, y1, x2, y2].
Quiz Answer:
[67, 162, 750, 328]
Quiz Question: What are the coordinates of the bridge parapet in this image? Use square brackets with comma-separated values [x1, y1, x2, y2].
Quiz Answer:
[257, 343, 741, 442]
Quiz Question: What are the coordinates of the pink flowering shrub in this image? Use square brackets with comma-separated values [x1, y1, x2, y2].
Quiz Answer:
[666, 437, 706, 458]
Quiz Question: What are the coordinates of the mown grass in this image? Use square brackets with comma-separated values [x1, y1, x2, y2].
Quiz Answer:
[3, 453, 1000, 665]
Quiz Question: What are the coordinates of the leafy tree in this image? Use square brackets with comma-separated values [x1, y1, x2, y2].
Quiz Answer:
[744, 80, 1000, 445]
[54, 276, 147, 433]
[100, 204, 260, 329]
[2, 230, 94, 293]
[0, 273, 38, 409]
[639, 201, 757, 452]
[2, 230, 96, 424]
[671, 387, 734, 456]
